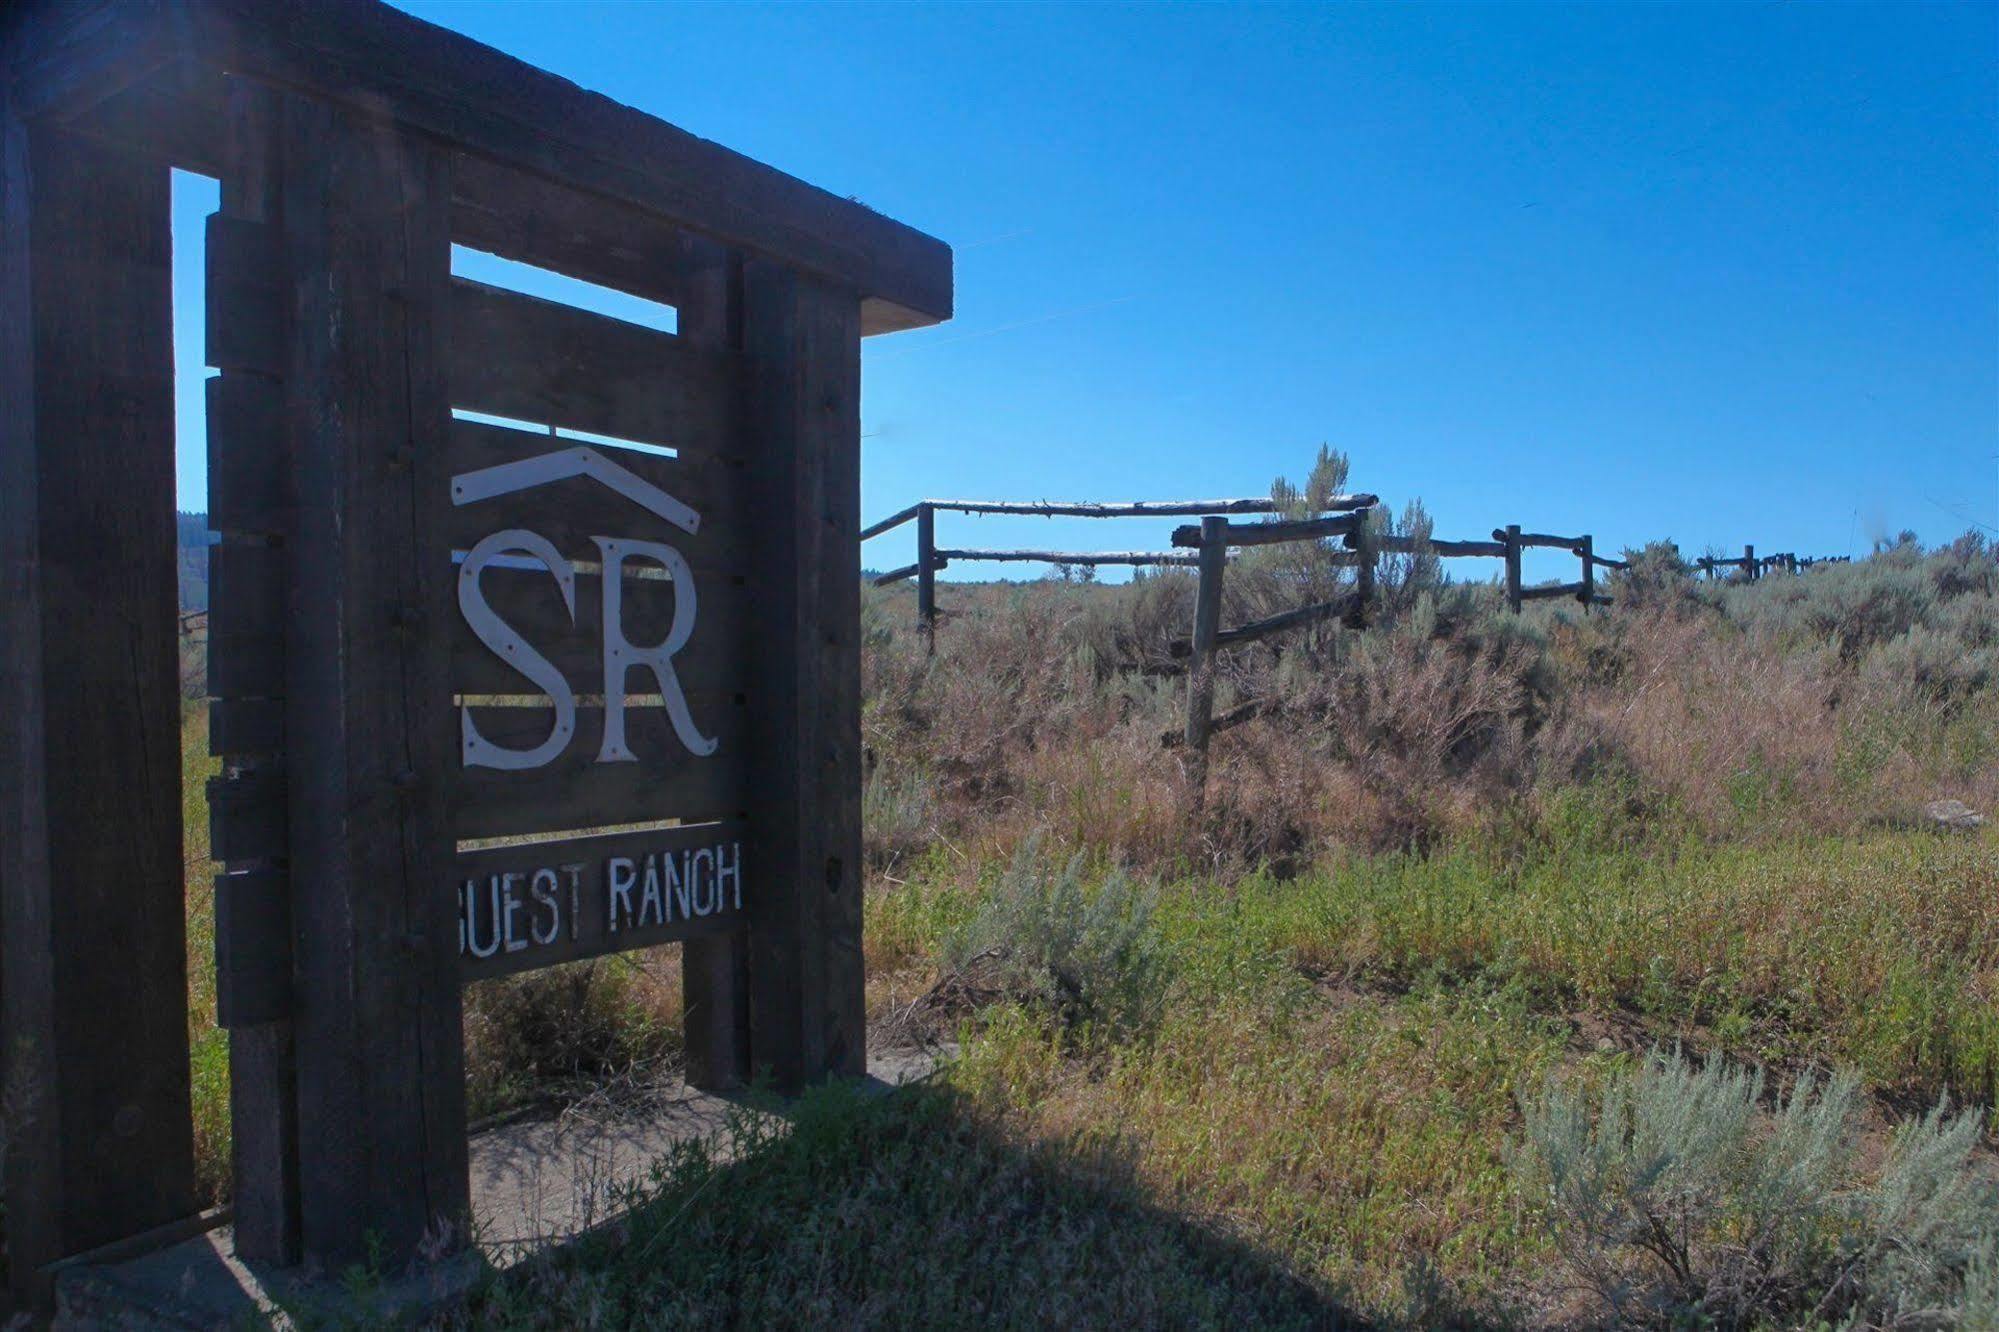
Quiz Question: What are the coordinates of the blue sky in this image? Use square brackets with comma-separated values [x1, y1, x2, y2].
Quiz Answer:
[172, 1, 1997, 582]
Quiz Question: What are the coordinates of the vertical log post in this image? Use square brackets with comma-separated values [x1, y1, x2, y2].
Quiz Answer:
[1744, 543, 1756, 581]
[916, 501, 937, 655]
[207, 78, 301, 1264]
[1504, 524, 1523, 613]
[0, 114, 197, 1308]
[1182, 515, 1228, 800]
[679, 236, 751, 1094]
[1579, 534, 1595, 610]
[741, 261, 867, 1091]
[279, 93, 467, 1269]
[1353, 513, 1377, 625]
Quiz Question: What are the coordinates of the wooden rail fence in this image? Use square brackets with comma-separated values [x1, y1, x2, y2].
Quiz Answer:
[1695, 545, 1851, 579]
[859, 491, 1849, 795]
[862, 494, 1378, 652]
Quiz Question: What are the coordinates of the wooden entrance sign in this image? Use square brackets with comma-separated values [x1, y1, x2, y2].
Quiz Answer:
[2, 0, 950, 1300]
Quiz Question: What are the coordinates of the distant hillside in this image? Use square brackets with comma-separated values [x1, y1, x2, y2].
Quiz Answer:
[177, 511, 208, 613]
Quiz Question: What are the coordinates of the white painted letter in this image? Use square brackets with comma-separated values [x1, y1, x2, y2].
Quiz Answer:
[716, 841, 741, 911]
[607, 857, 636, 933]
[560, 864, 585, 941]
[459, 529, 578, 770]
[639, 853, 664, 927]
[691, 847, 715, 917]
[592, 537, 716, 761]
[465, 877, 502, 959]
[529, 868, 561, 946]
[501, 872, 527, 953]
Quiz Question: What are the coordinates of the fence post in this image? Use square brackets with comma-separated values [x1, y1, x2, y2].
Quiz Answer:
[1744, 543, 1756, 581]
[1353, 513, 1377, 625]
[1504, 524, 1523, 613]
[916, 501, 936, 654]
[1182, 515, 1228, 800]
[1579, 533, 1595, 610]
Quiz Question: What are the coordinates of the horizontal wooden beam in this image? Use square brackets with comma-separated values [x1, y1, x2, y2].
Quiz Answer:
[455, 820, 748, 984]
[1518, 581, 1586, 602]
[10, 0, 953, 329]
[1380, 534, 1506, 558]
[1172, 510, 1369, 549]
[1160, 695, 1276, 748]
[1491, 528, 1584, 553]
[869, 562, 921, 587]
[934, 548, 1200, 567]
[859, 503, 924, 542]
[924, 495, 1376, 519]
[863, 495, 1380, 543]
[1169, 592, 1361, 657]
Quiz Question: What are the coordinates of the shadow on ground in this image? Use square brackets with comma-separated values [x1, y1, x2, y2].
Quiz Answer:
[444, 1076, 1375, 1330]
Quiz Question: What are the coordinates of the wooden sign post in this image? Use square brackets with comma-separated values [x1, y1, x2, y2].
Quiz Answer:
[3, 0, 949, 1301]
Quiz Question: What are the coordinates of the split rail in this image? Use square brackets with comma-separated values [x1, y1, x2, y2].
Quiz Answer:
[1696, 545, 1851, 579]
[858, 491, 1849, 794]
[861, 495, 1378, 651]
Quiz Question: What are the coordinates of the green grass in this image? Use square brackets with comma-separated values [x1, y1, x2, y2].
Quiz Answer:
[449, 1080, 1352, 1329]
[182, 704, 230, 1205]
[174, 699, 1994, 1325]
[1242, 820, 1999, 1116]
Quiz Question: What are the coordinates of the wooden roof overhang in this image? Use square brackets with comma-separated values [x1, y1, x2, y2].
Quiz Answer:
[4, 0, 952, 335]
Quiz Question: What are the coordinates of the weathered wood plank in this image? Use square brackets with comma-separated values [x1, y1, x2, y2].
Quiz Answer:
[1519, 581, 1587, 602]
[207, 540, 284, 645]
[1181, 516, 1227, 793]
[209, 767, 286, 863]
[741, 263, 865, 1090]
[210, 697, 284, 756]
[280, 94, 466, 1269]
[928, 495, 1375, 519]
[205, 373, 286, 536]
[210, 75, 300, 1266]
[215, 867, 292, 1026]
[10, 0, 954, 329]
[1502, 524, 1523, 613]
[446, 277, 739, 458]
[455, 820, 747, 983]
[939, 498, 1351, 520]
[452, 701, 747, 841]
[858, 503, 923, 542]
[1162, 695, 1275, 747]
[671, 234, 750, 1094]
[205, 213, 282, 374]
[1169, 591, 1362, 658]
[206, 627, 284, 699]
[1380, 534, 1506, 558]
[869, 562, 920, 587]
[1490, 530, 1584, 553]
[450, 151, 703, 312]
[0, 105, 54, 1307]
[861, 495, 1376, 543]
[1172, 510, 1367, 549]
[214, 0, 951, 325]
[916, 503, 937, 654]
[0, 121, 195, 1298]
[934, 547, 1202, 567]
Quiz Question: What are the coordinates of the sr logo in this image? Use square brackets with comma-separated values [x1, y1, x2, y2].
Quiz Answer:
[452, 445, 715, 771]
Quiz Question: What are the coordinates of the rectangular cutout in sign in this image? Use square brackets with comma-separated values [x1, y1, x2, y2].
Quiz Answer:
[456, 819, 747, 983]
